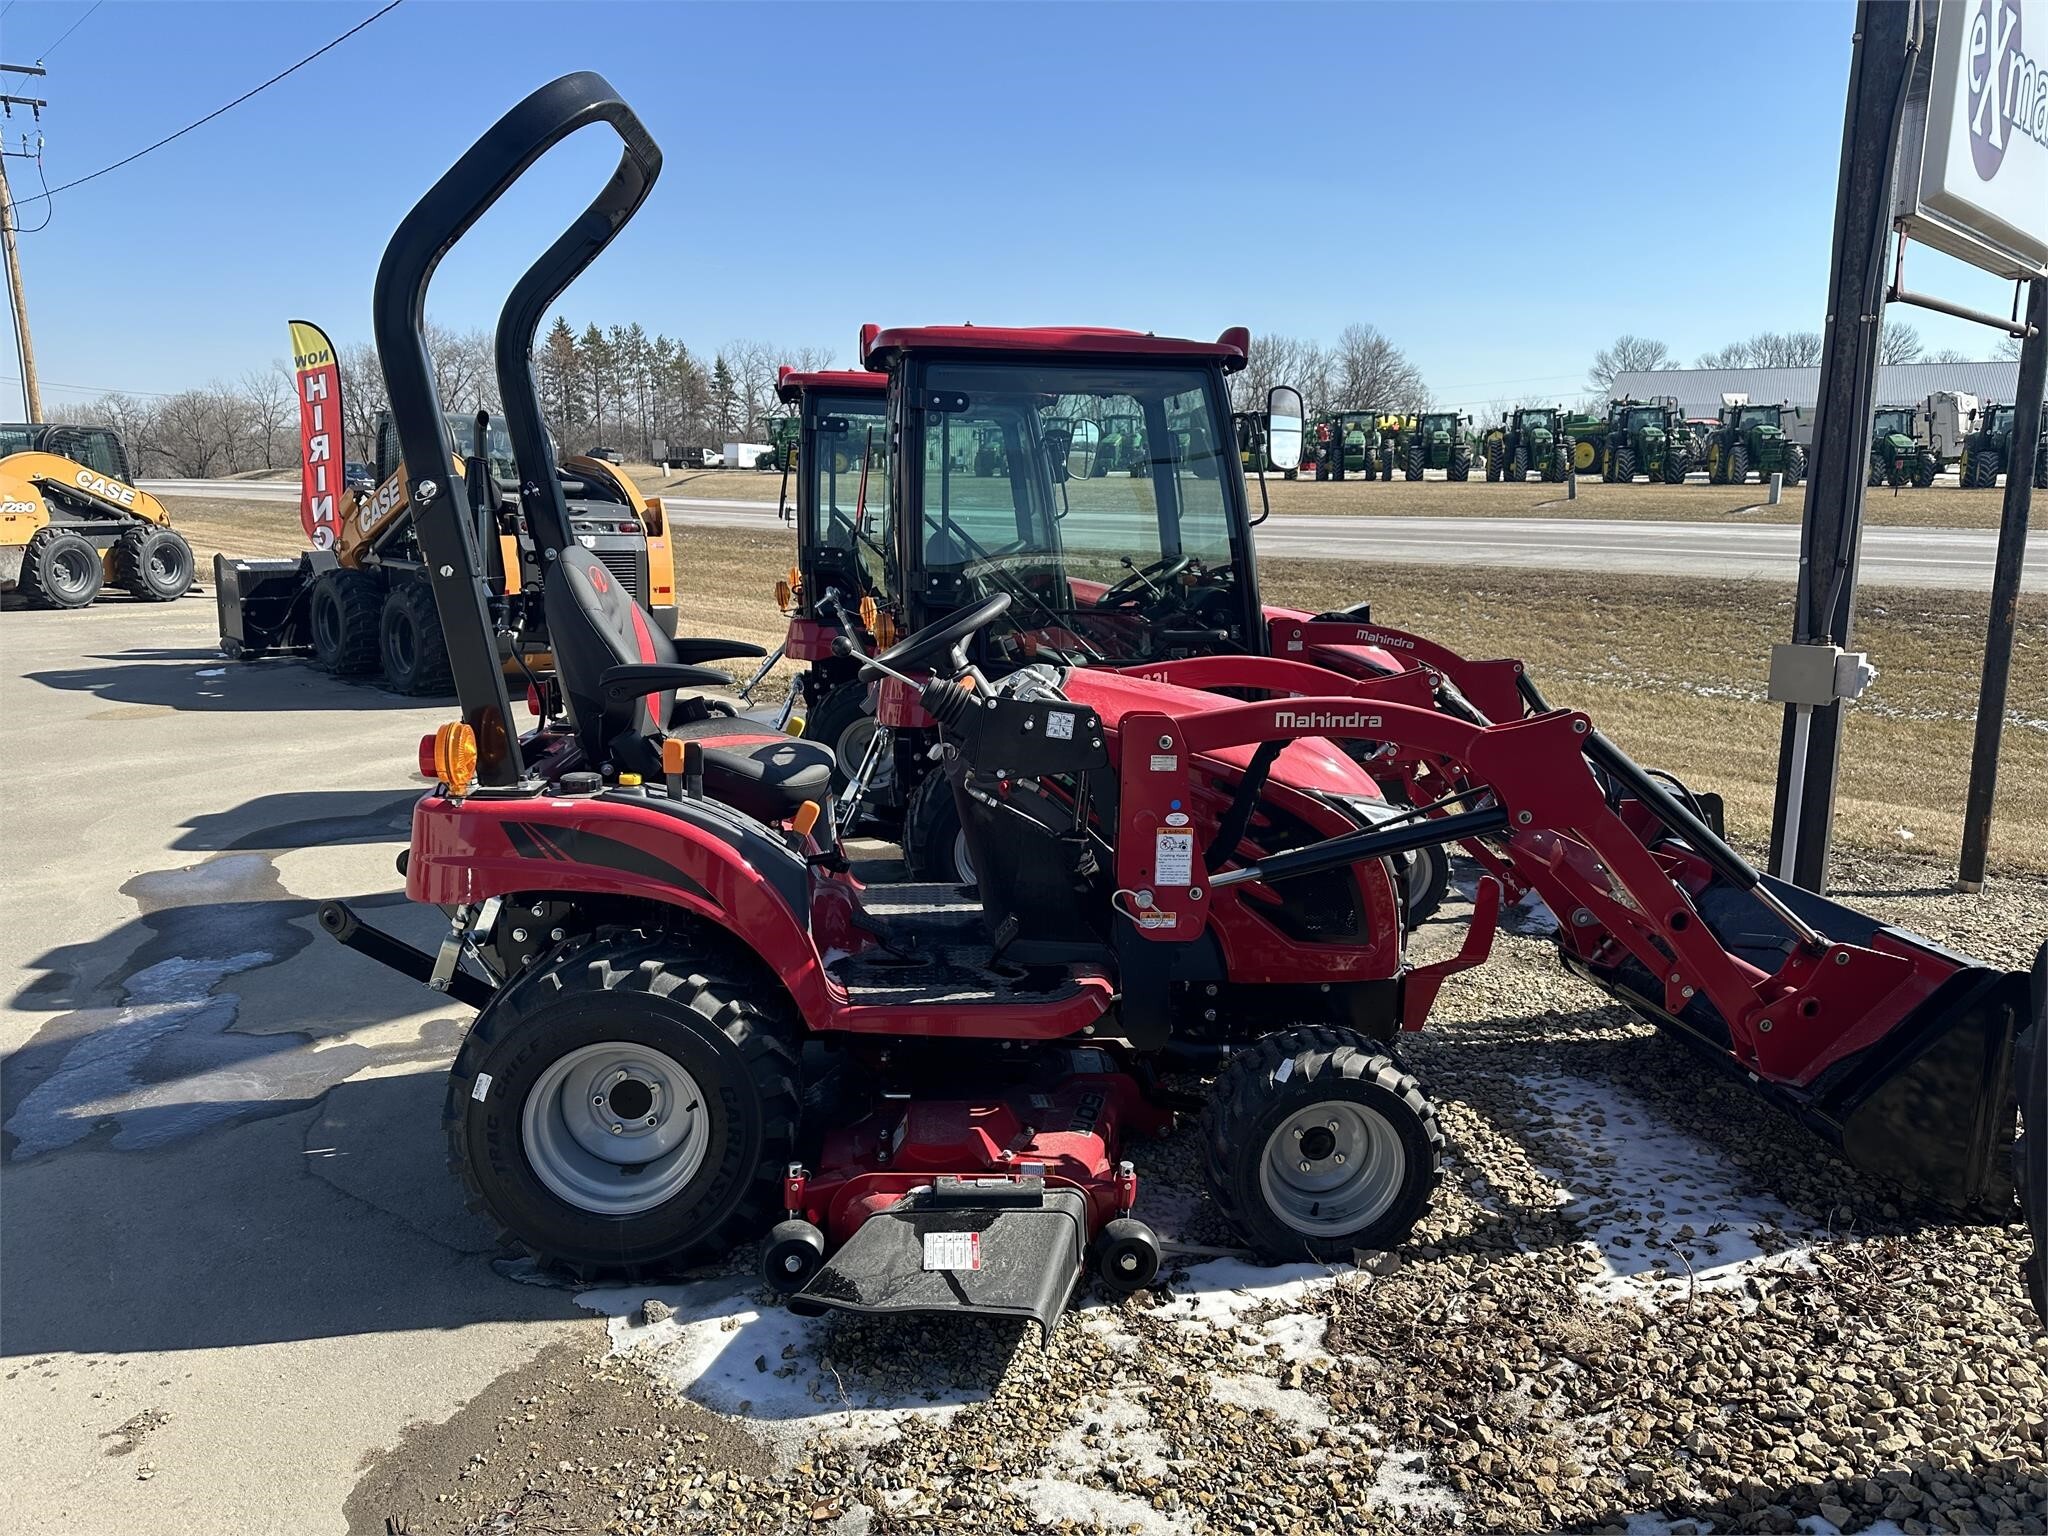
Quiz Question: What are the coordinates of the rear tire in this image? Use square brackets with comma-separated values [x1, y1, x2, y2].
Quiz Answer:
[1484, 439, 1503, 483]
[1510, 444, 1529, 482]
[310, 569, 383, 675]
[903, 765, 971, 884]
[1662, 450, 1686, 484]
[113, 525, 196, 602]
[1969, 449, 2001, 489]
[19, 527, 102, 609]
[1448, 445, 1470, 482]
[1613, 446, 1637, 484]
[1404, 445, 1424, 482]
[445, 932, 800, 1280]
[1785, 445, 1807, 485]
[378, 579, 453, 696]
[1730, 443, 1751, 484]
[1202, 1026, 1442, 1264]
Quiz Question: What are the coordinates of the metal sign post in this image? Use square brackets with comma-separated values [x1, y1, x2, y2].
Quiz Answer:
[1766, 0, 1918, 890]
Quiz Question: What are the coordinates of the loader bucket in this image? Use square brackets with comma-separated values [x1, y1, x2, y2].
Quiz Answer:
[214, 554, 312, 657]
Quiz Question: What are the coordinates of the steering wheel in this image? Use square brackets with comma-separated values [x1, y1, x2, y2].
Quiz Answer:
[865, 593, 1012, 677]
[1097, 553, 1194, 611]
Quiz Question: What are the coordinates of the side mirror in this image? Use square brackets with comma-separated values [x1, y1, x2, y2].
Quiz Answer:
[1265, 386, 1304, 472]
[1066, 418, 1101, 480]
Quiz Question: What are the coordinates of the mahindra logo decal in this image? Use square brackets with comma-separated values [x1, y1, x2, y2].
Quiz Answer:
[1969, 0, 2046, 179]
[1274, 709, 1383, 731]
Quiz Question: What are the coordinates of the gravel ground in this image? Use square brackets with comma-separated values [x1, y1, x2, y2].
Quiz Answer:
[349, 849, 2046, 1536]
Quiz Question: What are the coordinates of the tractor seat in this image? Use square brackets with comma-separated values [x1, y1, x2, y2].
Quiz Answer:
[546, 547, 832, 819]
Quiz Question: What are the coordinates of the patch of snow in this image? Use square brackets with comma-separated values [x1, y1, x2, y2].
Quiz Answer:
[1005, 1477, 1192, 1536]
[1207, 1372, 1329, 1431]
[1242, 1311, 1330, 1363]
[1519, 1073, 1823, 1307]
[1050, 1388, 1175, 1479]
[578, 1281, 983, 1468]
[194, 667, 226, 678]
[1155, 1255, 1351, 1330]
[1365, 1447, 1463, 1517]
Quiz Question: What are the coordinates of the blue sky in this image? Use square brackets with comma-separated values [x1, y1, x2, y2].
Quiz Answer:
[0, 0, 2026, 418]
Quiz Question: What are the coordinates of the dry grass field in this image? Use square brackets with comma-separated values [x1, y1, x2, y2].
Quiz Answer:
[169, 495, 2047, 878]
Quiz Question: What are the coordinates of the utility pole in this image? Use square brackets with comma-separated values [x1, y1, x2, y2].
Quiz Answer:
[1, 61, 47, 423]
[1765, 0, 1917, 891]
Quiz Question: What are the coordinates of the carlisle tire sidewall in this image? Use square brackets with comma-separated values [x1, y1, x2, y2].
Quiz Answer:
[455, 990, 765, 1263]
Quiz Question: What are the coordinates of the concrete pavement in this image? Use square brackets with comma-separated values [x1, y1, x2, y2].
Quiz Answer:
[0, 595, 598, 1535]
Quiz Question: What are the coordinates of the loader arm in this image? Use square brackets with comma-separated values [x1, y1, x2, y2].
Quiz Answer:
[1, 451, 173, 526]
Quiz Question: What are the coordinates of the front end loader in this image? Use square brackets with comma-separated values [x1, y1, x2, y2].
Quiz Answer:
[0, 423, 197, 609]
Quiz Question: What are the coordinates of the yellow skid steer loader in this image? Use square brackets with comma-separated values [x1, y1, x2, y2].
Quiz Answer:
[0, 424, 196, 608]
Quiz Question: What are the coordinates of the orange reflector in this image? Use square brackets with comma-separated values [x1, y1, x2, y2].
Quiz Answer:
[792, 800, 821, 837]
[774, 577, 792, 611]
[431, 722, 478, 796]
[662, 737, 686, 776]
[858, 594, 878, 632]
[874, 610, 898, 649]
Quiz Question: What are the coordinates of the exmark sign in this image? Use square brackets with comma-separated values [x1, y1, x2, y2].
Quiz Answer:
[289, 319, 346, 550]
[1897, 0, 2048, 279]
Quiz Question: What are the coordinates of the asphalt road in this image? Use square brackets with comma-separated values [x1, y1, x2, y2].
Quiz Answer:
[0, 596, 593, 1535]
[147, 479, 2040, 590]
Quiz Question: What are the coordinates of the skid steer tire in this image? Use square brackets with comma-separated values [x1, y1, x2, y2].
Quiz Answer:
[113, 525, 196, 602]
[903, 766, 972, 885]
[309, 569, 383, 676]
[378, 580, 454, 697]
[1405, 445, 1425, 482]
[445, 931, 800, 1281]
[19, 527, 103, 609]
[1202, 1026, 1442, 1264]
[803, 682, 877, 792]
[1614, 447, 1637, 485]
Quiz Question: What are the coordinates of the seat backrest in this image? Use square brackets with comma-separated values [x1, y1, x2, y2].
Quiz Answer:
[545, 545, 676, 765]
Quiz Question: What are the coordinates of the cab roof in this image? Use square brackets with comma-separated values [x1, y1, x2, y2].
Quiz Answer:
[775, 367, 887, 405]
[861, 324, 1250, 375]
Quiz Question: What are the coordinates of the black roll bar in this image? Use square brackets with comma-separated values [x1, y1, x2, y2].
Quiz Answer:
[371, 72, 661, 786]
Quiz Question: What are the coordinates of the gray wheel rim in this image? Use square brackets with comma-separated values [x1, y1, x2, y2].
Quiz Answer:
[1258, 1100, 1406, 1236]
[1406, 845, 1442, 921]
[521, 1042, 710, 1216]
[834, 714, 878, 780]
[54, 544, 94, 597]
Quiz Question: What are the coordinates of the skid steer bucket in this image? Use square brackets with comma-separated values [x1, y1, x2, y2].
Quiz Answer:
[214, 553, 317, 657]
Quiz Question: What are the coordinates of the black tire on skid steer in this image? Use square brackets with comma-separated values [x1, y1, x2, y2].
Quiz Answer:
[444, 931, 800, 1281]
[803, 681, 878, 792]
[19, 526, 103, 608]
[1202, 1026, 1442, 1264]
[113, 524, 196, 602]
[378, 579, 454, 696]
[1448, 445, 1470, 482]
[1405, 444, 1424, 482]
[309, 568, 384, 675]
[903, 765, 972, 885]
[1613, 446, 1637, 485]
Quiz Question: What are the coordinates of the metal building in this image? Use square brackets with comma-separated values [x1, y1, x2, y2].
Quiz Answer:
[1609, 362, 2036, 443]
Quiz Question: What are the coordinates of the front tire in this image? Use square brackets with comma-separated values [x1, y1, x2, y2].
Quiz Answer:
[903, 766, 973, 884]
[1613, 446, 1637, 484]
[1969, 449, 2001, 489]
[309, 569, 383, 675]
[19, 527, 103, 608]
[1404, 445, 1424, 482]
[113, 525, 196, 602]
[1202, 1027, 1442, 1263]
[1510, 444, 1529, 482]
[446, 933, 800, 1279]
[803, 681, 877, 792]
[1785, 445, 1807, 485]
[1448, 445, 1470, 482]
[1730, 443, 1751, 484]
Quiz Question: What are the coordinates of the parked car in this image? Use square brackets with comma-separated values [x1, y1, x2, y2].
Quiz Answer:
[345, 461, 376, 491]
[584, 445, 625, 464]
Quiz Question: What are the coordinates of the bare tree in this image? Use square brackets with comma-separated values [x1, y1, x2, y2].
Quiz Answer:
[1925, 347, 1973, 364]
[1328, 323, 1426, 412]
[1587, 334, 1674, 394]
[240, 366, 297, 468]
[1877, 321, 1923, 365]
[1744, 330, 1825, 368]
[1695, 342, 1753, 368]
[1995, 334, 2023, 362]
[338, 342, 390, 465]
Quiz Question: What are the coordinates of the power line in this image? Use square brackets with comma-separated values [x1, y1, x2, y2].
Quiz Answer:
[37, 1, 104, 62]
[10, 0, 405, 212]
[1, 373, 175, 398]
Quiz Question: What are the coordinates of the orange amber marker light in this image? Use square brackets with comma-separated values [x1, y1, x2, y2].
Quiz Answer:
[792, 801, 822, 838]
[432, 722, 478, 796]
[874, 611, 898, 649]
[858, 595, 878, 632]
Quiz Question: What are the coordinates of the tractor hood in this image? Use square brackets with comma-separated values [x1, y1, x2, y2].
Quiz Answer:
[1062, 668, 1386, 801]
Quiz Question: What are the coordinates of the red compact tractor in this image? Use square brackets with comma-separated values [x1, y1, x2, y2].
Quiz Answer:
[322, 75, 2043, 1332]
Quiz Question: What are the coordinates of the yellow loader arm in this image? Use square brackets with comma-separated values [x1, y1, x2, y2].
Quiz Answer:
[0, 451, 174, 526]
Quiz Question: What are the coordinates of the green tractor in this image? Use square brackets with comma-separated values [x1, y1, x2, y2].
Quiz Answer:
[1561, 410, 1608, 478]
[1704, 401, 1806, 486]
[1483, 406, 1570, 482]
[1958, 402, 2048, 490]
[1091, 412, 1147, 476]
[1598, 399, 1688, 484]
[1398, 411, 1472, 481]
[769, 413, 802, 473]
[972, 424, 1008, 478]
[1310, 411, 1390, 480]
[1233, 410, 1299, 479]
[1868, 407, 1939, 489]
